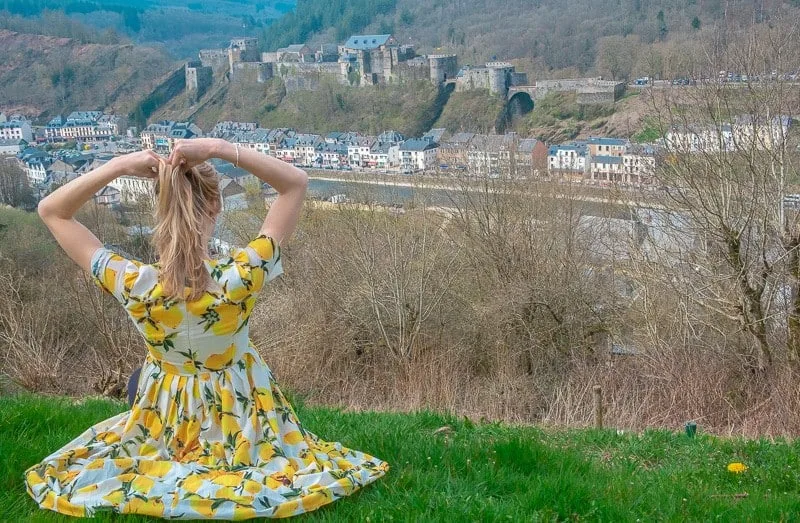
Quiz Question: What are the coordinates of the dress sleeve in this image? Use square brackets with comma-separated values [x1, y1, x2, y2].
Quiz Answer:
[227, 234, 283, 302]
[90, 247, 136, 303]
[243, 234, 283, 286]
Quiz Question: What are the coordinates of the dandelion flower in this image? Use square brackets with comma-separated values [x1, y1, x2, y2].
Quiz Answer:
[727, 462, 748, 473]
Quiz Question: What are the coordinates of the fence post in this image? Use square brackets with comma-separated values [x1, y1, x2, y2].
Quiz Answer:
[593, 385, 603, 429]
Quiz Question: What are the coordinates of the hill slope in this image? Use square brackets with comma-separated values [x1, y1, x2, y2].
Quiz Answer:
[0, 1, 294, 59]
[0, 29, 177, 119]
[155, 77, 447, 137]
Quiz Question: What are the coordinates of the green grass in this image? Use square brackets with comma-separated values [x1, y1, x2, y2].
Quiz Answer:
[3, 393, 800, 521]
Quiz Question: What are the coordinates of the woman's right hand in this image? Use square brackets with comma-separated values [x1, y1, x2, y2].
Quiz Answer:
[168, 138, 221, 169]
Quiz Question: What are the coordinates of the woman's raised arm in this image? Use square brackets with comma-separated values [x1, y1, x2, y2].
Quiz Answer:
[37, 150, 161, 272]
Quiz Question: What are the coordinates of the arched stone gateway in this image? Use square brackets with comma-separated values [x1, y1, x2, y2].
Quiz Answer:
[507, 86, 537, 102]
[507, 90, 535, 116]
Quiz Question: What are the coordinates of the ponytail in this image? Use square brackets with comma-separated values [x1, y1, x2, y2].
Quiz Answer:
[153, 161, 221, 301]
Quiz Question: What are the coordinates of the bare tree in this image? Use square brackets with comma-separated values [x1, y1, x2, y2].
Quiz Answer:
[0, 160, 34, 209]
[637, 12, 800, 368]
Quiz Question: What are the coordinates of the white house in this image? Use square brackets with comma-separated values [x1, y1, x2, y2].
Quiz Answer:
[665, 123, 735, 153]
[0, 120, 33, 142]
[548, 142, 588, 175]
[348, 136, 376, 167]
[400, 138, 438, 172]
[293, 133, 322, 166]
[24, 158, 51, 186]
[233, 129, 272, 155]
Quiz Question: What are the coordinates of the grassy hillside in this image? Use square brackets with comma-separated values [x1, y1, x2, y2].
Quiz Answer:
[157, 77, 446, 136]
[4, 392, 800, 520]
[433, 89, 505, 135]
[0, 29, 176, 119]
[510, 91, 615, 143]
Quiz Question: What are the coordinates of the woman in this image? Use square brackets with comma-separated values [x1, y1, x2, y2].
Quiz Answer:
[23, 138, 389, 518]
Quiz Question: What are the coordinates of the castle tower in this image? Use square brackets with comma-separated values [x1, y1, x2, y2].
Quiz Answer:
[487, 61, 514, 96]
[429, 54, 458, 85]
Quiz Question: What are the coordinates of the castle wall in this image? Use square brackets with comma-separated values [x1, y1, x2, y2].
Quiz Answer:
[456, 69, 492, 92]
[231, 62, 274, 83]
[510, 71, 528, 87]
[274, 62, 347, 91]
[396, 59, 431, 83]
[199, 49, 228, 70]
[534, 78, 626, 102]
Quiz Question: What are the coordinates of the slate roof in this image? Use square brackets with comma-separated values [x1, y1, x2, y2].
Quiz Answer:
[344, 34, 393, 50]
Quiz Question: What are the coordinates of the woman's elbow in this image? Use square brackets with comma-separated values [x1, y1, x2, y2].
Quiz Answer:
[295, 168, 309, 191]
[37, 198, 55, 220]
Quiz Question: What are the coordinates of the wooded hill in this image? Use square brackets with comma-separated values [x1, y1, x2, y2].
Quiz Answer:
[0, 28, 176, 119]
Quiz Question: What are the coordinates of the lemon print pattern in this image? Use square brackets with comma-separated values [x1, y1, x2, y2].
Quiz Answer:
[23, 235, 389, 519]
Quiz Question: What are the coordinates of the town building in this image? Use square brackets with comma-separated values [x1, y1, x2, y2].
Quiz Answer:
[0, 139, 26, 156]
[141, 121, 203, 152]
[437, 132, 475, 171]
[622, 144, 657, 184]
[109, 176, 154, 202]
[400, 138, 439, 172]
[587, 137, 628, 157]
[0, 120, 33, 142]
[548, 142, 589, 177]
[93, 186, 121, 206]
[589, 155, 625, 182]
[210, 121, 258, 139]
[293, 133, 323, 166]
[219, 177, 247, 211]
[348, 136, 377, 167]
[467, 133, 518, 176]
[22, 157, 52, 187]
[515, 138, 549, 178]
[44, 112, 121, 142]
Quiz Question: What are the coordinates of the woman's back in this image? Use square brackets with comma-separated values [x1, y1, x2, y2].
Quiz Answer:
[90, 234, 283, 375]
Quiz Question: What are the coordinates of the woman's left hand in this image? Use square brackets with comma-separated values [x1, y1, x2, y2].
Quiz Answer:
[118, 150, 163, 179]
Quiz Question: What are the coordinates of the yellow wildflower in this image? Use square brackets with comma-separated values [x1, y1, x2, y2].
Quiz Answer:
[727, 462, 748, 473]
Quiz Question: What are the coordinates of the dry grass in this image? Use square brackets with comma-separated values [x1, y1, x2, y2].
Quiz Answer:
[5, 170, 800, 438]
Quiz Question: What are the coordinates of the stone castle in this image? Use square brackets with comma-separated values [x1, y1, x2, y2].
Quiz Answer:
[189, 35, 625, 105]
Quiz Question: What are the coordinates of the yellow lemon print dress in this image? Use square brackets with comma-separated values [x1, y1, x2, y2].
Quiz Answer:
[23, 235, 389, 519]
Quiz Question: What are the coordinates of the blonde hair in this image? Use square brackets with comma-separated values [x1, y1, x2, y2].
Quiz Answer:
[153, 160, 221, 301]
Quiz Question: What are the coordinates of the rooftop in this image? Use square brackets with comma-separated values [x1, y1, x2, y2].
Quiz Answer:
[400, 138, 437, 152]
[344, 34, 393, 51]
[592, 155, 624, 164]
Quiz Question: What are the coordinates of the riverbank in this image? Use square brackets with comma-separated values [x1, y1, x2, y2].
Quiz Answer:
[307, 170, 669, 211]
